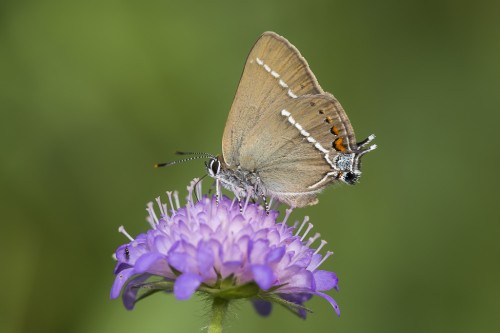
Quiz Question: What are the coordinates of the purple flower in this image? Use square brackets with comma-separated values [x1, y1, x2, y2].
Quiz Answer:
[110, 180, 340, 318]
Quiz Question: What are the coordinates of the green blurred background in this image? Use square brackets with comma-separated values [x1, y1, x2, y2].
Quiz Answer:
[1, 0, 499, 332]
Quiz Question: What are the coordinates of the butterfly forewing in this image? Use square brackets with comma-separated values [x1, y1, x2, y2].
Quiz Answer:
[222, 31, 325, 166]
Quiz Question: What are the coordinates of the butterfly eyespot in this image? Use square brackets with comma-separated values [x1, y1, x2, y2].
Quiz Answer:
[310, 102, 316, 107]
[318, 109, 324, 114]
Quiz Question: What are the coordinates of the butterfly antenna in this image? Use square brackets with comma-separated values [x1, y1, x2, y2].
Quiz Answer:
[175, 151, 216, 158]
[154, 155, 212, 168]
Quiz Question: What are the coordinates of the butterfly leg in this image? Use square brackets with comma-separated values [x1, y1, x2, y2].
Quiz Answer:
[262, 195, 270, 215]
[237, 195, 243, 213]
[215, 179, 221, 206]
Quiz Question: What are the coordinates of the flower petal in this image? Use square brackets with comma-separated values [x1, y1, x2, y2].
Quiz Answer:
[251, 264, 274, 291]
[122, 274, 151, 310]
[110, 267, 134, 299]
[313, 270, 338, 291]
[315, 291, 341, 316]
[197, 241, 214, 274]
[249, 239, 270, 264]
[281, 269, 314, 290]
[265, 246, 285, 264]
[173, 273, 203, 300]
[168, 252, 196, 273]
[252, 299, 272, 317]
[134, 252, 169, 275]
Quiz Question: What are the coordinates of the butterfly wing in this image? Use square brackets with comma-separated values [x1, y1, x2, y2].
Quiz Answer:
[255, 94, 357, 206]
[222, 31, 325, 167]
[221, 32, 358, 207]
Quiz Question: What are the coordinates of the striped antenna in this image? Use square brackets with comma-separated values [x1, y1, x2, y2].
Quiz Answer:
[154, 151, 215, 168]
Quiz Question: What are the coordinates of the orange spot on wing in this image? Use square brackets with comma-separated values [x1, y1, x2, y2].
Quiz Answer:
[325, 116, 333, 124]
[333, 137, 347, 152]
[331, 126, 339, 135]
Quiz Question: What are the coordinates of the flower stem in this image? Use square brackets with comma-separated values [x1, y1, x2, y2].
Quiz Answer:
[208, 298, 229, 333]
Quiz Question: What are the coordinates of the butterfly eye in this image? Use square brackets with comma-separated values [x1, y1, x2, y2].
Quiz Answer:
[208, 158, 221, 176]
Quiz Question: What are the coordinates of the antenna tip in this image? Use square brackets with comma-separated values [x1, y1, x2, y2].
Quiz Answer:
[154, 163, 167, 168]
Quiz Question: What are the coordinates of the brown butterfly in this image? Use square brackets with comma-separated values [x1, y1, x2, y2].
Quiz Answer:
[159, 32, 376, 208]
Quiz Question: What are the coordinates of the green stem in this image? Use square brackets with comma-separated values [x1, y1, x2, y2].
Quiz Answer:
[208, 298, 229, 333]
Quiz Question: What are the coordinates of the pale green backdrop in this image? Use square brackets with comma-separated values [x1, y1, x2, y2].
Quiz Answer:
[1, 0, 499, 332]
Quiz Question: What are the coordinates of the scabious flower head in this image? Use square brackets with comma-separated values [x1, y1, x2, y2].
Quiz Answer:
[111, 180, 340, 318]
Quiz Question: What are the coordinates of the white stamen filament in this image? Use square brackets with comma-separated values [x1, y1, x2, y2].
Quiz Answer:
[230, 196, 237, 210]
[162, 203, 169, 218]
[146, 216, 155, 228]
[118, 225, 134, 241]
[195, 179, 203, 202]
[173, 191, 180, 210]
[166, 191, 175, 213]
[313, 240, 328, 255]
[306, 232, 321, 247]
[147, 202, 159, 224]
[295, 216, 309, 236]
[300, 223, 314, 241]
[155, 197, 165, 217]
[311, 251, 334, 271]
[281, 208, 293, 233]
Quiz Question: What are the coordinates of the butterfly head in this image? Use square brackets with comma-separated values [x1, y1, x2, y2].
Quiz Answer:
[206, 156, 222, 178]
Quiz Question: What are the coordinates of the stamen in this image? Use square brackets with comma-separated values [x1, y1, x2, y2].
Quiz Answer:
[155, 197, 165, 217]
[186, 180, 196, 206]
[230, 196, 237, 210]
[195, 179, 203, 202]
[118, 225, 134, 241]
[111, 253, 117, 261]
[310, 251, 334, 271]
[166, 191, 175, 213]
[306, 232, 321, 246]
[313, 240, 328, 255]
[300, 223, 314, 241]
[173, 191, 180, 210]
[162, 203, 169, 219]
[145, 208, 157, 229]
[280, 208, 293, 232]
[146, 215, 154, 227]
[295, 216, 310, 236]
[147, 202, 159, 224]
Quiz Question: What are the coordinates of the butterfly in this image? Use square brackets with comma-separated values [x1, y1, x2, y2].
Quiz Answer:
[159, 32, 376, 209]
